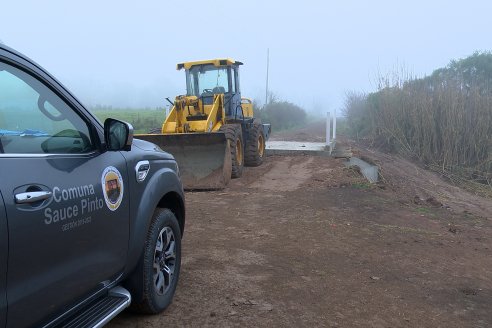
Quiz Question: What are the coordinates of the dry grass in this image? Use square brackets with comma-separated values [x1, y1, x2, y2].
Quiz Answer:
[344, 52, 492, 190]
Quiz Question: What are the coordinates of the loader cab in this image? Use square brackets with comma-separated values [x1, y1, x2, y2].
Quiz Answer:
[180, 59, 244, 119]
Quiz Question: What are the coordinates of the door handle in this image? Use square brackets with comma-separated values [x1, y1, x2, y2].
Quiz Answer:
[15, 191, 52, 204]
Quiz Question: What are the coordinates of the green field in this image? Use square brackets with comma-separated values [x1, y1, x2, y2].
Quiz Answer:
[92, 108, 166, 134]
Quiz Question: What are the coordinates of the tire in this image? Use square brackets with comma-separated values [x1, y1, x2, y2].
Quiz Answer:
[219, 124, 244, 178]
[130, 208, 182, 314]
[244, 119, 266, 167]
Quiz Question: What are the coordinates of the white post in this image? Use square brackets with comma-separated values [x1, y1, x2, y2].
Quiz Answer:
[332, 108, 337, 141]
[326, 111, 331, 148]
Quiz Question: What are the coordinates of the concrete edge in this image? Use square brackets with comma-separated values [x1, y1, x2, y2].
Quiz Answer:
[344, 157, 379, 183]
[266, 149, 332, 157]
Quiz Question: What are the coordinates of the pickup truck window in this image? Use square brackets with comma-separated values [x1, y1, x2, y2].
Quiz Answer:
[0, 62, 94, 154]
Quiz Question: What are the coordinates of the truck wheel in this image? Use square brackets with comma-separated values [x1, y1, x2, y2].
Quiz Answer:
[244, 120, 266, 167]
[220, 124, 244, 178]
[132, 208, 181, 314]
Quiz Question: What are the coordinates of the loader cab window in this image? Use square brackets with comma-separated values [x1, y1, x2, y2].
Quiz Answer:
[186, 65, 230, 97]
[233, 66, 240, 93]
[231, 68, 236, 93]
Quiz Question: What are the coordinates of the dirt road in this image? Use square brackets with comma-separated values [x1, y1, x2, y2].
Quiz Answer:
[110, 123, 492, 327]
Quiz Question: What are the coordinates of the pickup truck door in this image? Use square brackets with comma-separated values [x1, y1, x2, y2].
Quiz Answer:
[0, 192, 7, 328]
[0, 60, 130, 327]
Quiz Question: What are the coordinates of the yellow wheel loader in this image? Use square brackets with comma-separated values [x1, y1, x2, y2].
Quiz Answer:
[136, 59, 271, 190]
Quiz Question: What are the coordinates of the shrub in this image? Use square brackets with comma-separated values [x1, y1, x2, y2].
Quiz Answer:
[344, 52, 492, 184]
[255, 100, 307, 131]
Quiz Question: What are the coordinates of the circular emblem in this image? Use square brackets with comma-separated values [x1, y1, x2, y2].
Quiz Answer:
[101, 166, 124, 211]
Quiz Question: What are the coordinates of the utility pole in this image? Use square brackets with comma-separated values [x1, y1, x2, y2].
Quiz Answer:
[265, 48, 269, 106]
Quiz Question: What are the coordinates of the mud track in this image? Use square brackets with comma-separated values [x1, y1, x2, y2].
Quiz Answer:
[111, 122, 492, 327]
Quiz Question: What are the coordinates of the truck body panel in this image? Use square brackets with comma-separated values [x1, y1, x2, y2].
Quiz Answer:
[1, 152, 130, 328]
[0, 192, 7, 328]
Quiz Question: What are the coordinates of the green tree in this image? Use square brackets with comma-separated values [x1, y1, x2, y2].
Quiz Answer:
[258, 100, 307, 131]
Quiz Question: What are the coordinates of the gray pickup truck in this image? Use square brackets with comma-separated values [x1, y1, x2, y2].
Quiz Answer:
[0, 44, 185, 327]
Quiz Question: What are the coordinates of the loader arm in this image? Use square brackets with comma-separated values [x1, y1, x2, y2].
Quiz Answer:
[162, 104, 177, 133]
[162, 94, 226, 134]
[208, 94, 226, 132]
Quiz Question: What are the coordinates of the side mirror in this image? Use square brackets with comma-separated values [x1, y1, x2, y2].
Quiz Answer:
[104, 118, 133, 151]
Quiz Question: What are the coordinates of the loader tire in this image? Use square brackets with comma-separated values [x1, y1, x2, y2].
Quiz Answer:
[244, 120, 266, 167]
[220, 124, 244, 178]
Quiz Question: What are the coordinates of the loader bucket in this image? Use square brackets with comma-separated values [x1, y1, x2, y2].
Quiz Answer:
[135, 133, 232, 190]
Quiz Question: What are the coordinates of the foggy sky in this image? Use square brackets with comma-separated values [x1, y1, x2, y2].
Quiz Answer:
[2, 0, 491, 112]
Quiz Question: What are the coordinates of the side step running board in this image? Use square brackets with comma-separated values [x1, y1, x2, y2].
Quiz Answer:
[54, 286, 131, 328]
